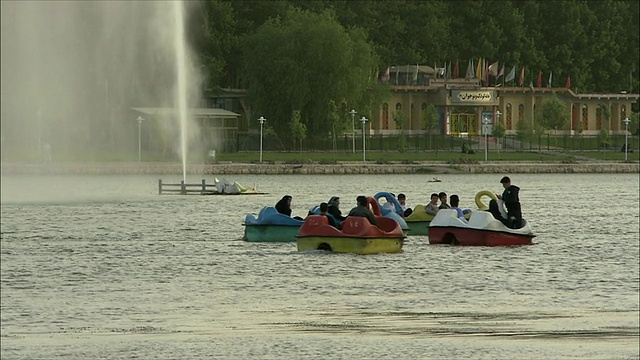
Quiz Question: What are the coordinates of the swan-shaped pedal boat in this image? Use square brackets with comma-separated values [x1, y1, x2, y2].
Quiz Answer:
[428, 191, 536, 246]
[243, 206, 304, 242]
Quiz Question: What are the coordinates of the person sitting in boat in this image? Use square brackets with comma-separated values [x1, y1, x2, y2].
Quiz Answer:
[327, 196, 347, 222]
[397, 193, 412, 217]
[275, 195, 304, 220]
[438, 192, 451, 209]
[425, 193, 440, 216]
[496, 176, 523, 229]
[381, 193, 397, 213]
[487, 199, 511, 228]
[319, 202, 339, 229]
[449, 195, 468, 220]
[348, 195, 380, 228]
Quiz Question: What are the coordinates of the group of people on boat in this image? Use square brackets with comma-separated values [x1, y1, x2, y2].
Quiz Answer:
[322, 195, 381, 229]
[421, 176, 523, 229]
[271, 175, 524, 230]
[274, 194, 382, 229]
[424, 191, 468, 217]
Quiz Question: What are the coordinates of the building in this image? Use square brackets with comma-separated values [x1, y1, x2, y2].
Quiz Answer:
[372, 65, 639, 137]
[132, 107, 240, 155]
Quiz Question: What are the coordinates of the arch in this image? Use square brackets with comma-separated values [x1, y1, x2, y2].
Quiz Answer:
[596, 105, 603, 129]
[518, 104, 525, 122]
[572, 104, 579, 131]
[621, 105, 627, 121]
[506, 103, 513, 130]
[395, 103, 403, 130]
[421, 103, 427, 130]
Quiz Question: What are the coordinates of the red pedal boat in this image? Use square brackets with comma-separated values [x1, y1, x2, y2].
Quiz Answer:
[428, 209, 536, 246]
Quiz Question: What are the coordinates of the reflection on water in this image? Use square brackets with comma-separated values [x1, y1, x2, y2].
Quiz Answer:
[1, 174, 639, 359]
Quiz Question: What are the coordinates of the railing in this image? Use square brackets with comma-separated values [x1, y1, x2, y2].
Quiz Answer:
[158, 179, 217, 195]
[236, 133, 638, 153]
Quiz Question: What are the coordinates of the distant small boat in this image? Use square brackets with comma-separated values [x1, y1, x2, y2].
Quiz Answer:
[428, 177, 442, 183]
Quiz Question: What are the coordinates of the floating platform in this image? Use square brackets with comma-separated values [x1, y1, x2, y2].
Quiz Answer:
[158, 178, 266, 195]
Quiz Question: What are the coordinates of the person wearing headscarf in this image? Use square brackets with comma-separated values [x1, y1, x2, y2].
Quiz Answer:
[487, 199, 511, 228]
[327, 196, 346, 221]
[275, 195, 293, 217]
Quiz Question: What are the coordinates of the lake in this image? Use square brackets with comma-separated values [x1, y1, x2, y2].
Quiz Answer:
[1, 173, 638, 359]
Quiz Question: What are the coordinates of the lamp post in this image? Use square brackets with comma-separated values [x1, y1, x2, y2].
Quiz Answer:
[623, 117, 631, 161]
[360, 116, 368, 162]
[258, 116, 266, 162]
[349, 109, 357, 153]
[496, 111, 502, 158]
[482, 113, 491, 161]
[136, 116, 144, 163]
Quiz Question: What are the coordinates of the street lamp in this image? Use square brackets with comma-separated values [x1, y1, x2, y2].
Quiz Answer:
[623, 117, 631, 161]
[349, 109, 357, 153]
[496, 111, 502, 158]
[360, 116, 368, 162]
[258, 116, 266, 162]
[482, 113, 491, 161]
[136, 116, 144, 163]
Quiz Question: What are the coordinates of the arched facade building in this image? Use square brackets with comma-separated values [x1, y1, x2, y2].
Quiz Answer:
[371, 78, 638, 137]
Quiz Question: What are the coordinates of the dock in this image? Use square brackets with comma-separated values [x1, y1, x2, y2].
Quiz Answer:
[158, 179, 266, 195]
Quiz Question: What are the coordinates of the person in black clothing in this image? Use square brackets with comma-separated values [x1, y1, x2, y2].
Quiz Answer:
[496, 176, 523, 229]
[275, 195, 293, 217]
[319, 202, 339, 228]
[327, 196, 347, 222]
[487, 199, 511, 228]
[347, 195, 379, 227]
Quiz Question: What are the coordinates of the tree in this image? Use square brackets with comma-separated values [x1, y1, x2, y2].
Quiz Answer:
[422, 104, 438, 150]
[326, 100, 342, 153]
[492, 121, 506, 158]
[538, 94, 569, 132]
[290, 109, 306, 151]
[630, 112, 639, 136]
[242, 8, 378, 148]
[515, 117, 534, 150]
[598, 127, 610, 151]
[393, 111, 407, 152]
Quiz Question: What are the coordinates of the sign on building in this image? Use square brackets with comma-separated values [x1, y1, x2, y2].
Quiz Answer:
[451, 90, 495, 105]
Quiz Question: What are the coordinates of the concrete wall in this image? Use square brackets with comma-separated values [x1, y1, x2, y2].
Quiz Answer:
[3, 162, 638, 175]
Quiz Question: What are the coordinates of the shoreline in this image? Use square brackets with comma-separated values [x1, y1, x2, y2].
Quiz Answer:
[2, 161, 639, 175]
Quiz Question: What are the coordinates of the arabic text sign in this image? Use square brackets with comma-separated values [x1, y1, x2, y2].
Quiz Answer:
[451, 90, 495, 104]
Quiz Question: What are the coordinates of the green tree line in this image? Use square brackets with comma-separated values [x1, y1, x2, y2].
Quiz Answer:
[186, 0, 639, 145]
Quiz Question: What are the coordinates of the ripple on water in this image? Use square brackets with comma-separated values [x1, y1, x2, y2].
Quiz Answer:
[1, 173, 638, 359]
